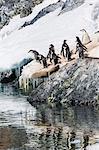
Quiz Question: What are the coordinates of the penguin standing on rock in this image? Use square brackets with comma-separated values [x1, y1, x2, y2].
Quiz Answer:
[61, 40, 71, 61]
[61, 40, 66, 57]
[75, 36, 87, 59]
[39, 54, 48, 68]
[47, 44, 55, 63]
[80, 29, 91, 45]
[52, 53, 61, 65]
[28, 50, 40, 62]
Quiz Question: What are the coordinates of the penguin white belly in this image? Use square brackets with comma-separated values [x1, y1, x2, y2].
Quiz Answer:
[82, 33, 91, 45]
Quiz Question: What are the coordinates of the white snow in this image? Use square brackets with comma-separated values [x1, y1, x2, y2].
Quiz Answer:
[0, 0, 60, 40]
[0, 0, 98, 70]
[87, 143, 99, 150]
[20, 60, 43, 78]
[89, 45, 99, 57]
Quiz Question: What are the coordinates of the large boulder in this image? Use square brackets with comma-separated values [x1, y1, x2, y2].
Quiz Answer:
[28, 58, 99, 106]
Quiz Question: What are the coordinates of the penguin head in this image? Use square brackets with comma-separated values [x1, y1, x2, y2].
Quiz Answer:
[28, 50, 37, 53]
[63, 40, 67, 43]
[28, 49, 33, 53]
[76, 36, 79, 42]
[80, 29, 86, 32]
[49, 44, 54, 48]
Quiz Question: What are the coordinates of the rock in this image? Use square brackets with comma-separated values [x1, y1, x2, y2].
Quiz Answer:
[0, 57, 33, 84]
[60, 0, 84, 14]
[0, 0, 44, 29]
[20, 6, 32, 18]
[0, 69, 17, 83]
[91, 1, 99, 21]
[28, 58, 99, 106]
[21, 0, 64, 28]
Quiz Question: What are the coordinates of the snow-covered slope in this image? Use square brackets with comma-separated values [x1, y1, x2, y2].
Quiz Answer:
[87, 143, 99, 150]
[0, 0, 98, 70]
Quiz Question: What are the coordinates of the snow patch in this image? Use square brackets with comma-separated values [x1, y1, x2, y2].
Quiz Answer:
[0, 0, 98, 70]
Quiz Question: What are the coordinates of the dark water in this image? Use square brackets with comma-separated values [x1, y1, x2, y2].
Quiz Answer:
[0, 84, 99, 150]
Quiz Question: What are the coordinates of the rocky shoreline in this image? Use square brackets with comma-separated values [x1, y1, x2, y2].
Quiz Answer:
[28, 58, 99, 107]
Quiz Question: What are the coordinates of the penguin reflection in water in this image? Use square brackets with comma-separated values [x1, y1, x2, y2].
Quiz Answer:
[75, 36, 88, 59]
